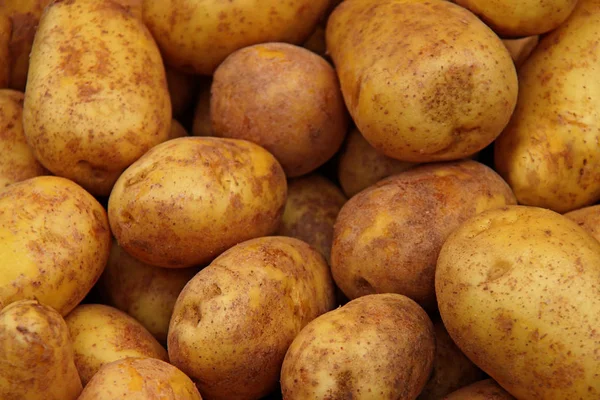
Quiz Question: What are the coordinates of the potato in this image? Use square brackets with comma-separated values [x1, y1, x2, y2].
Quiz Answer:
[0, 176, 111, 315]
[166, 65, 198, 118]
[23, 0, 171, 196]
[108, 137, 287, 268]
[191, 77, 213, 137]
[168, 236, 336, 400]
[502, 36, 539, 69]
[0, 89, 47, 187]
[565, 205, 600, 242]
[281, 294, 435, 400]
[98, 241, 198, 342]
[277, 174, 347, 263]
[495, 0, 600, 213]
[142, 0, 330, 75]
[113, 0, 143, 20]
[436, 206, 600, 399]
[0, 14, 9, 88]
[326, 0, 517, 163]
[211, 43, 348, 177]
[454, 0, 577, 37]
[331, 160, 516, 310]
[169, 119, 188, 139]
[65, 304, 168, 385]
[79, 357, 202, 400]
[0, 300, 82, 400]
[338, 128, 416, 198]
[443, 380, 516, 400]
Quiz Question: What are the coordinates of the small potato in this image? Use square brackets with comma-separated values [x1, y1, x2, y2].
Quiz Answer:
[331, 160, 516, 309]
[211, 43, 348, 177]
[565, 205, 600, 242]
[0, 176, 111, 315]
[108, 137, 287, 268]
[191, 77, 213, 137]
[169, 119, 188, 139]
[166, 65, 198, 118]
[281, 294, 435, 400]
[168, 236, 336, 400]
[277, 174, 347, 263]
[443, 380, 516, 400]
[65, 304, 168, 385]
[338, 129, 416, 198]
[0, 300, 82, 400]
[0, 89, 47, 187]
[79, 357, 202, 400]
[502, 36, 539, 69]
[0, 14, 9, 88]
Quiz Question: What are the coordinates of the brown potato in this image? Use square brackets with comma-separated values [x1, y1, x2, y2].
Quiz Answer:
[211, 43, 348, 177]
[191, 77, 213, 137]
[443, 380, 516, 400]
[502, 36, 539, 69]
[564, 205, 600, 242]
[166, 65, 198, 118]
[169, 119, 188, 139]
[0, 14, 9, 88]
[331, 160, 516, 310]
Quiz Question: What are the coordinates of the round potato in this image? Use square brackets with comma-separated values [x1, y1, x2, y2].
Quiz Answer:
[166, 65, 198, 118]
[436, 206, 600, 399]
[331, 160, 516, 310]
[0, 89, 47, 188]
[168, 236, 336, 400]
[502, 36, 539, 69]
[277, 174, 347, 263]
[211, 43, 348, 177]
[79, 357, 202, 400]
[23, 0, 171, 196]
[443, 380, 516, 400]
[191, 77, 213, 137]
[281, 294, 434, 400]
[565, 205, 600, 242]
[326, 0, 517, 163]
[0, 14, 10, 88]
[0, 300, 82, 400]
[108, 137, 287, 268]
[0, 176, 111, 315]
[169, 119, 188, 139]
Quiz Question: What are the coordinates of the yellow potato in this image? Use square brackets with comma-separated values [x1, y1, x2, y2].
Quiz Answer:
[0, 89, 47, 187]
[23, 0, 171, 196]
[436, 206, 600, 399]
[331, 160, 516, 310]
[191, 77, 213, 137]
[443, 379, 516, 400]
[0, 176, 111, 315]
[169, 119, 188, 139]
[168, 236, 336, 400]
[326, 0, 517, 163]
[565, 205, 600, 242]
[112, 0, 143, 20]
[502, 36, 539, 68]
[108, 137, 287, 268]
[495, 0, 600, 213]
[0, 300, 82, 400]
[281, 294, 435, 400]
[142, 0, 330, 75]
[166, 65, 198, 118]
[98, 241, 198, 342]
[0, 13, 9, 88]
[79, 357, 202, 400]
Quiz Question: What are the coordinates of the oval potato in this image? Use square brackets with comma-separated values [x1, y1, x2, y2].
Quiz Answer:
[564, 205, 600, 242]
[443, 379, 516, 400]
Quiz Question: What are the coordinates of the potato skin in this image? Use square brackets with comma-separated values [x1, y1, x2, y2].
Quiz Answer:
[23, 0, 171, 196]
[0, 89, 47, 187]
[502, 37, 539, 69]
[564, 205, 600, 242]
[79, 357, 202, 400]
[0, 300, 82, 400]
[0, 14, 9, 88]
[108, 137, 287, 268]
[443, 380, 516, 400]
[168, 236, 336, 400]
[0, 176, 111, 315]
[494, 0, 600, 213]
[436, 206, 600, 399]
[331, 160, 516, 309]
[169, 119, 188, 139]
[211, 43, 348, 177]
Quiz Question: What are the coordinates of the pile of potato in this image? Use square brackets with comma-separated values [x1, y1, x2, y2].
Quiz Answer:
[0, 0, 599, 399]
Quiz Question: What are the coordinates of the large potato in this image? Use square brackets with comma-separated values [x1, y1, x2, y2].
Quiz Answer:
[0, 89, 47, 187]
[211, 43, 348, 177]
[23, 0, 171, 196]
[326, 0, 517, 163]
[0, 176, 111, 315]
[108, 137, 287, 268]
[142, 0, 330, 75]
[168, 236, 336, 400]
[565, 205, 600, 242]
[281, 294, 435, 400]
[0, 300, 82, 400]
[444, 380, 516, 400]
[436, 206, 600, 399]
[79, 357, 202, 400]
[495, 0, 600, 213]
[0, 14, 9, 88]
[331, 160, 516, 310]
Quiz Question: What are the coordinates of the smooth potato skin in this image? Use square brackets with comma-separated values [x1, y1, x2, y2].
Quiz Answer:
[108, 137, 287, 268]
[326, 0, 517, 163]
[0, 176, 111, 315]
[436, 206, 600, 399]
[0, 90, 47, 187]
[168, 236, 336, 400]
[443, 380, 516, 400]
[331, 160, 516, 309]
[495, 0, 600, 213]
[0, 300, 82, 400]
[211, 43, 348, 177]
[23, 0, 171, 196]
[0, 14, 9, 88]
[79, 357, 203, 400]
[564, 205, 600, 242]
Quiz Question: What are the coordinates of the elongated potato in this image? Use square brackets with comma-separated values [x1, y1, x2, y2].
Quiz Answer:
[23, 0, 171, 196]
[0, 13, 10, 88]
[565, 205, 600, 242]
[444, 380, 516, 400]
